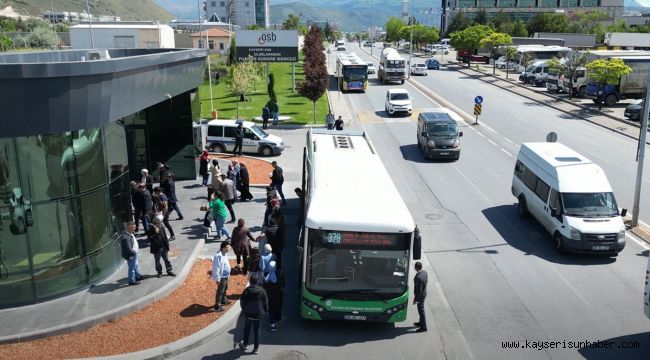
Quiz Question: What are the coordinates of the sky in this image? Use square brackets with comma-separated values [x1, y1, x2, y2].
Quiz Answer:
[635, 0, 650, 6]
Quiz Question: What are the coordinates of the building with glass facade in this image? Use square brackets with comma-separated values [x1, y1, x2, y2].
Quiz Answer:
[443, 0, 624, 28]
[206, 0, 269, 29]
[0, 48, 206, 308]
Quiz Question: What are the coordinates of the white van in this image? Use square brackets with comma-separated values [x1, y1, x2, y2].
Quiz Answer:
[335, 40, 346, 51]
[512, 142, 626, 254]
[206, 119, 284, 156]
[519, 60, 548, 86]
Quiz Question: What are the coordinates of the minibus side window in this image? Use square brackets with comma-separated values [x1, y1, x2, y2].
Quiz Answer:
[534, 179, 550, 201]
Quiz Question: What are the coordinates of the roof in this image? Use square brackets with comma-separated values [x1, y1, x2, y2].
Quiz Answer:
[336, 53, 366, 66]
[305, 130, 415, 233]
[207, 119, 249, 127]
[388, 88, 409, 94]
[71, 24, 172, 30]
[190, 28, 233, 37]
[520, 143, 612, 193]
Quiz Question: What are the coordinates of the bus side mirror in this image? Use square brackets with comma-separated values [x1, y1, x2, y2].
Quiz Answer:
[413, 227, 422, 260]
[620, 208, 627, 217]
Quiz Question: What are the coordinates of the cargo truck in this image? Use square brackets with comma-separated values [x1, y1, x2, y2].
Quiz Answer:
[585, 56, 650, 106]
[378, 47, 407, 84]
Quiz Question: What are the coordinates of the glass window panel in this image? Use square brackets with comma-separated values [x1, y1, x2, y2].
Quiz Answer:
[121, 111, 146, 126]
[33, 256, 87, 300]
[539, 0, 557, 6]
[0, 138, 20, 205]
[582, 0, 598, 6]
[109, 173, 132, 235]
[517, 0, 536, 7]
[498, 0, 516, 6]
[458, 0, 476, 7]
[478, 0, 496, 6]
[87, 240, 120, 284]
[0, 213, 34, 306]
[80, 188, 113, 253]
[16, 133, 77, 201]
[560, 0, 579, 6]
[73, 128, 107, 192]
[28, 198, 83, 272]
[104, 122, 129, 181]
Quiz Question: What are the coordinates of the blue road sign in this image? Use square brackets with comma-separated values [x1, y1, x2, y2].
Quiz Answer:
[474, 96, 483, 104]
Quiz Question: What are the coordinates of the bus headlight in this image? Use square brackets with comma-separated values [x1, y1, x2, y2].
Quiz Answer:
[570, 226, 581, 240]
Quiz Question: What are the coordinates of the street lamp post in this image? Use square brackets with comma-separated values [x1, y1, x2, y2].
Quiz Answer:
[408, 0, 414, 78]
[86, 0, 94, 48]
[370, 0, 374, 56]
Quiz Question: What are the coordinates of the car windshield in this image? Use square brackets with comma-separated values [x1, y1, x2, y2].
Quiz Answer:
[562, 192, 619, 217]
[390, 93, 409, 100]
[305, 229, 410, 299]
[250, 124, 269, 138]
[525, 65, 535, 72]
[427, 122, 457, 137]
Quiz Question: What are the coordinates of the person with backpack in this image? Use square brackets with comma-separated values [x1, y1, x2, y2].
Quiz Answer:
[262, 104, 270, 129]
[238, 273, 268, 354]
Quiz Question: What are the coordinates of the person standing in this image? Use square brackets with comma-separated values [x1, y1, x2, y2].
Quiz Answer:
[211, 241, 232, 312]
[209, 159, 222, 189]
[199, 150, 210, 186]
[262, 104, 271, 129]
[220, 174, 236, 222]
[334, 116, 344, 131]
[119, 221, 143, 286]
[209, 191, 231, 240]
[231, 218, 257, 274]
[238, 273, 268, 354]
[264, 261, 284, 332]
[161, 174, 183, 220]
[233, 123, 244, 156]
[239, 162, 253, 201]
[141, 169, 154, 194]
[326, 111, 335, 130]
[270, 100, 279, 126]
[228, 160, 241, 200]
[270, 161, 286, 205]
[147, 218, 176, 278]
[413, 261, 428, 332]
[135, 183, 152, 233]
[153, 187, 175, 240]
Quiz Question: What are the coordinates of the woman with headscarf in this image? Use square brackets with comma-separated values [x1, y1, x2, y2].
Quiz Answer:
[209, 159, 222, 189]
[258, 244, 276, 285]
[231, 218, 257, 274]
[239, 162, 253, 201]
[263, 260, 284, 332]
[199, 150, 210, 186]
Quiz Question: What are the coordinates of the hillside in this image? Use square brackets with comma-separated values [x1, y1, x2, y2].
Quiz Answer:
[0, 0, 173, 22]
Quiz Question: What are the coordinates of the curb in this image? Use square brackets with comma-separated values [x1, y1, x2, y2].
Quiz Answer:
[0, 238, 205, 345]
[83, 302, 241, 360]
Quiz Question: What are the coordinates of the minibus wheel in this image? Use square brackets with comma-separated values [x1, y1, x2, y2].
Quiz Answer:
[517, 196, 529, 218]
[553, 233, 566, 254]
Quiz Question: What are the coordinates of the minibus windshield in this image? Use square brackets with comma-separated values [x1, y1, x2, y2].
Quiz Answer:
[562, 192, 619, 217]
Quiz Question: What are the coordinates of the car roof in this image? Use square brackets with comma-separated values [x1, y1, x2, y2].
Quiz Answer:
[388, 88, 409, 94]
[207, 119, 251, 127]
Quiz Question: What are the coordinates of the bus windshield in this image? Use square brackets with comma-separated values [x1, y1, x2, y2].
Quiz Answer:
[562, 192, 619, 217]
[306, 229, 410, 299]
[343, 67, 368, 81]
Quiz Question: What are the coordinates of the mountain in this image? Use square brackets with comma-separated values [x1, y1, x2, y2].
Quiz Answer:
[625, 0, 647, 8]
[0, 0, 173, 21]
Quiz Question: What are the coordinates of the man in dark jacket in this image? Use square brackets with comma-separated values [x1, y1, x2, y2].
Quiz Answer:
[233, 123, 244, 156]
[119, 221, 143, 285]
[238, 273, 269, 354]
[270, 161, 286, 205]
[147, 218, 176, 278]
[161, 174, 183, 220]
[413, 261, 428, 332]
[134, 183, 152, 233]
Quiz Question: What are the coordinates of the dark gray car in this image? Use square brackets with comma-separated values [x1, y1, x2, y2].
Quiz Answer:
[416, 110, 463, 160]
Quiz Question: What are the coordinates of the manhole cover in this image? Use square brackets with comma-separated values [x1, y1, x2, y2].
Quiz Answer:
[273, 350, 308, 360]
[425, 213, 443, 221]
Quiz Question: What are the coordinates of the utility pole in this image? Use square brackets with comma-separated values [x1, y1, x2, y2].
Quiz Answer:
[631, 78, 650, 227]
[86, 0, 94, 48]
[408, 0, 414, 78]
[370, 0, 374, 56]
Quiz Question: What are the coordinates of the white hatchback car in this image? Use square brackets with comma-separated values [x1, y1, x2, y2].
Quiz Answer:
[385, 88, 413, 116]
[411, 63, 428, 76]
[367, 62, 376, 74]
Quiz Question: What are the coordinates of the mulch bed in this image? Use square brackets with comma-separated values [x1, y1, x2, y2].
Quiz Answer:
[0, 259, 247, 360]
[208, 154, 274, 185]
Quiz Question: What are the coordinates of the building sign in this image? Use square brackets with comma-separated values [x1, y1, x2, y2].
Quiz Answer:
[235, 30, 299, 62]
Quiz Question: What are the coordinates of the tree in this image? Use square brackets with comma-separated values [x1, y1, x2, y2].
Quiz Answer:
[385, 17, 405, 43]
[475, 9, 488, 25]
[505, 46, 517, 79]
[0, 34, 11, 52]
[547, 51, 589, 99]
[323, 23, 334, 42]
[27, 27, 59, 48]
[227, 37, 237, 66]
[298, 26, 328, 123]
[450, 24, 493, 66]
[225, 56, 261, 117]
[586, 58, 632, 109]
[527, 13, 569, 34]
[282, 14, 300, 30]
[491, 11, 509, 33]
[509, 19, 528, 37]
[480, 32, 512, 74]
[447, 11, 472, 34]
[246, 24, 262, 30]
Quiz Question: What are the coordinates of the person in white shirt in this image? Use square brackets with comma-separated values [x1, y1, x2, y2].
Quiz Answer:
[212, 241, 231, 312]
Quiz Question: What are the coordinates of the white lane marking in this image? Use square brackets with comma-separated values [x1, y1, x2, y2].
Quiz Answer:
[504, 137, 515, 145]
[487, 139, 498, 146]
[476, 131, 485, 138]
[501, 148, 513, 157]
[627, 232, 650, 250]
[483, 124, 498, 134]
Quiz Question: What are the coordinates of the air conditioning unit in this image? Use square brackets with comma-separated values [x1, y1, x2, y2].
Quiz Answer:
[87, 49, 110, 61]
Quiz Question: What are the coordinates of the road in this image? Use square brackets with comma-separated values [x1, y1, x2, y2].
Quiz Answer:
[179, 43, 650, 360]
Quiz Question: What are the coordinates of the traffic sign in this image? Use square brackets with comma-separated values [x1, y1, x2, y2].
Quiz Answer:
[474, 96, 483, 104]
[474, 104, 482, 115]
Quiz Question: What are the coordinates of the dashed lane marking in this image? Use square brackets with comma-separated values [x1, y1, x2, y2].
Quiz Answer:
[501, 148, 513, 157]
[487, 139, 498, 146]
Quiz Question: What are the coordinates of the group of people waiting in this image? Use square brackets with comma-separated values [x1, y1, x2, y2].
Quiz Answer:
[326, 111, 345, 131]
[121, 163, 182, 285]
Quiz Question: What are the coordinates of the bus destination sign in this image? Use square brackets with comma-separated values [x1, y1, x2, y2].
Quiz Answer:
[324, 231, 401, 247]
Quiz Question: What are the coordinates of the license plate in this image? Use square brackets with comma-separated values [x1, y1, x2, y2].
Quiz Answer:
[343, 315, 366, 321]
[438, 152, 449, 156]
[592, 246, 609, 251]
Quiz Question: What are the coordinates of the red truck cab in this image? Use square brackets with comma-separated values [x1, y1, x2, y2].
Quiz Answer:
[456, 50, 490, 64]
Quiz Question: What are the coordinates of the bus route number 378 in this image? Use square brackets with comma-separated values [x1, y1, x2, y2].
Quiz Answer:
[327, 232, 342, 245]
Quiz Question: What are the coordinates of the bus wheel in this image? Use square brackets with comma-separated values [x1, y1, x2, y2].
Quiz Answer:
[553, 233, 566, 254]
[517, 196, 529, 218]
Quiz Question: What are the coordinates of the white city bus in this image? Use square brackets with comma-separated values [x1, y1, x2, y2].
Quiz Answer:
[514, 45, 572, 73]
[299, 129, 421, 322]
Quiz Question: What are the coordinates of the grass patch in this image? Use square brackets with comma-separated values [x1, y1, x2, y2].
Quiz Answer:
[199, 57, 329, 125]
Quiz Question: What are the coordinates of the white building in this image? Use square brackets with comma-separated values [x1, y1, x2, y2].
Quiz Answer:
[70, 23, 175, 49]
[205, 0, 269, 29]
